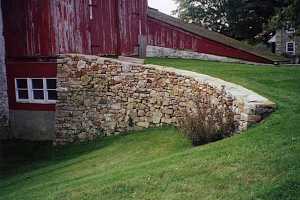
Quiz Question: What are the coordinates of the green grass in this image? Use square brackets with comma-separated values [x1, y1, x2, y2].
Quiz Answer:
[1, 58, 300, 200]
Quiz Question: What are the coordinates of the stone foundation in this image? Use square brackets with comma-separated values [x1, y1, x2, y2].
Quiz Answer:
[146, 45, 242, 62]
[55, 54, 275, 144]
[0, 1, 8, 138]
[146, 45, 273, 65]
[0, 71, 8, 137]
[9, 110, 55, 141]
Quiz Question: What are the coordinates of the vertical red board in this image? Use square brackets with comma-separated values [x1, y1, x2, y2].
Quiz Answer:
[118, 0, 148, 56]
[51, 0, 91, 55]
[89, 0, 118, 55]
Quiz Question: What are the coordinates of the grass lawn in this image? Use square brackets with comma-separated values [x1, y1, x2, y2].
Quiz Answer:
[1, 58, 300, 200]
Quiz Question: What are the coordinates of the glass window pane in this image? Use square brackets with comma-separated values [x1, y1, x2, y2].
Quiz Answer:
[32, 79, 44, 89]
[33, 90, 44, 100]
[18, 90, 28, 100]
[16, 79, 28, 89]
[48, 90, 57, 100]
[47, 79, 56, 89]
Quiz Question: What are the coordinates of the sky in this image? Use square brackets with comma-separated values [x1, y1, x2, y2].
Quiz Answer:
[148, 0, 178, 16]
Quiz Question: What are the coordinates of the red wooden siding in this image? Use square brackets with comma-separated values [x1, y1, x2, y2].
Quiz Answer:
[2, 0, 148, 58]
[90, 0, 118, 55]
[6, 62, 57, 111]
[2, 0, 271, 63]
[52, 0, 91, 55]
[147, 17, 271, 63]
[118, 0, 148, 55]
[89, 0, 148, 56]
[3, 0, 92, 57]
[2, 0, 56, 58]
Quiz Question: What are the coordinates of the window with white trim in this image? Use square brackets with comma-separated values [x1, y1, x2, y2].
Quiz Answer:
[286, 42, 295, 54]
[15, 78, 57, 104]
[15, 79, 29, 101]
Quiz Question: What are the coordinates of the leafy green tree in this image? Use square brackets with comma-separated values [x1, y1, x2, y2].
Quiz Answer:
[173, 0, 229, 34]
[266, 0, 300, 34]
[173, 0, 299, 40]
[225, 0, 275, 40]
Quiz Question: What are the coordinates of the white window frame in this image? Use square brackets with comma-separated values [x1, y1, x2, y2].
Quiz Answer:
[45, 78, 58, 103]
[15, 78, 57, 104]
[286, 41, 296, 54]
[15, 78, 30, 103]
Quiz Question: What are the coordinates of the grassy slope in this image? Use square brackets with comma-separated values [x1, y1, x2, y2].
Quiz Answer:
[1, 58, 300, 200]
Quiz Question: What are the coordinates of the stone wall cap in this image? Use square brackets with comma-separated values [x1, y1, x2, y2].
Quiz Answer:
[144, 64, 276, 108]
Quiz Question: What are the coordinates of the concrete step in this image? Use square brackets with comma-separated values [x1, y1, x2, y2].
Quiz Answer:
[118, 56, 145, 64]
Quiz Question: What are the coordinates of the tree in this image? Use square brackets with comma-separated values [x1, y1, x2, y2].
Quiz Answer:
[173, 0, 298, 40]
[225, 0, 275, 40]
[173, 0, 229, 33]
[266, 0, 300, 34]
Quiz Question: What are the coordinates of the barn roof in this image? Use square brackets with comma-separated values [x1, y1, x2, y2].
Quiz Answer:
[148, 8, 287, 63]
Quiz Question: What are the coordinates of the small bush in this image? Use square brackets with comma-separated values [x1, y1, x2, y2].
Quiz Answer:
[179, 94, 234, 146]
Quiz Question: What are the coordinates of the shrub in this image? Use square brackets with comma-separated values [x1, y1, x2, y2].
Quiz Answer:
[179, 94, 234, 146]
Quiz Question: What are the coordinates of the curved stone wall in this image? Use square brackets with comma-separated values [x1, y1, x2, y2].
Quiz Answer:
[55, 54, 275, 144]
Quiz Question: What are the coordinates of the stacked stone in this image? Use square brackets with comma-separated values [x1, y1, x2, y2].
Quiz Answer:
[0, 66, 8, 136]
[0, 1, 8, 138]
[55, 54, 275, 145]
[55, 55, 234, 144]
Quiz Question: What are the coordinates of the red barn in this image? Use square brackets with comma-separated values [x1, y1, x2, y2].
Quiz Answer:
[0, 0, 285, 140]
[1, 0, 148, 139]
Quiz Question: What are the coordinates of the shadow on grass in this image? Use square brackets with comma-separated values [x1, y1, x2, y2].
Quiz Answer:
[0, 133, 130, 178]
[0, 126, 178, 179]
[256, 180, 300, 200]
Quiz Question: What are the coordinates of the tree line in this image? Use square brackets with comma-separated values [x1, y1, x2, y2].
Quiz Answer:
[173, 0, 300, 42]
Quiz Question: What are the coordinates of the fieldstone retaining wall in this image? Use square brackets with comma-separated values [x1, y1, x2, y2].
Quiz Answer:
[55, 54, 275, 144]
[0, 1, 9, 137]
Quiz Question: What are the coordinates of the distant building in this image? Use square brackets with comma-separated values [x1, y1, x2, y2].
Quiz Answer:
[268, 26, 300, 64]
